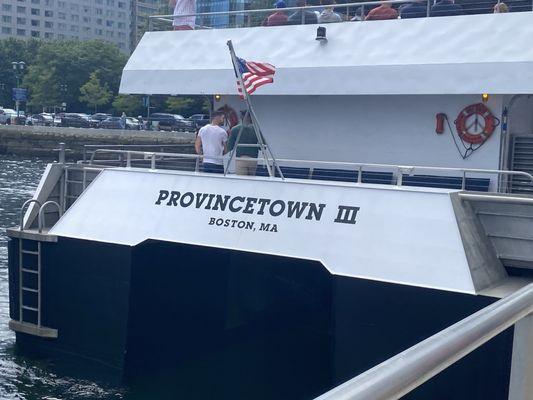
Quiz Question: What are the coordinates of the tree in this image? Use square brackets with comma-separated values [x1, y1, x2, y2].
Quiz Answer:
[112, 94, 143, 116]
[165, 96, 210, 116]
[79, 72, 112, 113]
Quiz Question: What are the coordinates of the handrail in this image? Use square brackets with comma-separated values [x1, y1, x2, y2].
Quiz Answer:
[314, 283, 533, 400]
[38, 201, 62, 233]
[148, 0, 533, 31]
[19, 199, 42, 231]
[86, 148, 533, 189]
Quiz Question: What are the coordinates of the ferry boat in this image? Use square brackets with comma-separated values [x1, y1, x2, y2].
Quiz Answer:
[6, 3, 533, 399]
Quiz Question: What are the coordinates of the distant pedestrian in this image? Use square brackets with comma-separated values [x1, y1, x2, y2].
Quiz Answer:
[365, 0, 398, 20]
[195, 111, 228, 174]
[228, 112, 261, 176]
[169, 0, 196, 30]
[120, 112, 126, 129]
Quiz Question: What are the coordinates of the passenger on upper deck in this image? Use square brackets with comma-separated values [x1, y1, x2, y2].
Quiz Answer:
[169, 0, 196, 30]
[430, 0, 464, 17]
[195, 112, 228, 174]
[264, 1, 289, 26]
[365, 0, 399, 20]
[288, 0, 319, 24]
[228, 112, 260, 176]
[318, 0, 343, 23]
[493, 2, 509, 12]
[399, 0, 427, 18]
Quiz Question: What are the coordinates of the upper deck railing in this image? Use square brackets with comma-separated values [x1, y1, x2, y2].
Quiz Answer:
[148, 0, 532, 32]
[79, 146, 533, 195]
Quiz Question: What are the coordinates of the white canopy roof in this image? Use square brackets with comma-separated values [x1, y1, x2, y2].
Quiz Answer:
[120, 12, 533, 96]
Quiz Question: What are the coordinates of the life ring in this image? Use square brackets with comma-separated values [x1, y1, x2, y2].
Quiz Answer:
[454, 103, 496, 145]
[216, 105, 239, 130]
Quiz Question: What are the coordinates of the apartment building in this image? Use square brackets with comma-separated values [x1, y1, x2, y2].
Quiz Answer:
[0, 0, 132, 53]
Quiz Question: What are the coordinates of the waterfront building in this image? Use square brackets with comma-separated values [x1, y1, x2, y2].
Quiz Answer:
[0, 0, 132, 53]
[133, 0, 164, 44]
[196, 0, 247, 28]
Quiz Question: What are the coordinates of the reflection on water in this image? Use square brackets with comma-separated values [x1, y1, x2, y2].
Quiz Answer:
[0, 156, 125, 400]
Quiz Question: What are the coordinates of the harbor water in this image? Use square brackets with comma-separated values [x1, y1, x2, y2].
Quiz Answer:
[0, 156, 124, 400]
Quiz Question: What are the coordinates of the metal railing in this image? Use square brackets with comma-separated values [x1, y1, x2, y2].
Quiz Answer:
[82, 148, 533, 194]
[149, 0, 533, 32]
[314, 282, 533, 400]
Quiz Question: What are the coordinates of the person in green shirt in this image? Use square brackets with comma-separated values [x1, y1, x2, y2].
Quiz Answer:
[228, 112, 261, 176]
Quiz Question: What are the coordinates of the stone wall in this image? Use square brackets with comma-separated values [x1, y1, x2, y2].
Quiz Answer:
[0, 125, 196, 160]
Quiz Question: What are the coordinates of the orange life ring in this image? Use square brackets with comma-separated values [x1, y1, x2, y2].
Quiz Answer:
[216, 105, 239, 130]
[454, 103, 496, 145]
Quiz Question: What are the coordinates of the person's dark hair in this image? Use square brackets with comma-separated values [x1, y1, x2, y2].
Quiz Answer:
[211, 111, 224, 120]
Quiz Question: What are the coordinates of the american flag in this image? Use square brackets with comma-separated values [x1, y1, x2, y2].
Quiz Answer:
[236, 58, 276, 96]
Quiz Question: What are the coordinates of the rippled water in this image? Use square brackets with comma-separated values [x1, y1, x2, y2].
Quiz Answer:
[0, 156, 125, 400]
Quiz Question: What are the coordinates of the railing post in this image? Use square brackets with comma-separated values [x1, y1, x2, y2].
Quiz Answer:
[358, 166, 363, 183]
[426, 0, 431, 16]
[150, 153, 156, 169]
[461, 171, 466, 190]
[126, 151, 131, 168]
[58, 142, 66, 164]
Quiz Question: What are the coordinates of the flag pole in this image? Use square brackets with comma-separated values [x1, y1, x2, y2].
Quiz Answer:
[226, 40, 284, 179]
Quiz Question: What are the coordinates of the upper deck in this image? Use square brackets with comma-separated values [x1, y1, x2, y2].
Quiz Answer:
[121, 3, 533, 96]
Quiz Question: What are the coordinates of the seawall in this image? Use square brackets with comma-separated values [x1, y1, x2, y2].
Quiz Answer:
[0, 125, 196, 159]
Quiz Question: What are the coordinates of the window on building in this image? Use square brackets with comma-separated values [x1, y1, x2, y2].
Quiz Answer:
[106, 10, 114, 17]
[2, 4, 13, 11]
[44, 10, 53, 17]
[118, 11, 125, 18]
[2, 16, 12, 23]
[83, 16, 90, 23]
[17, 6, 26, 13]
[118, 31, 125, 39]
[31, 0, 40, 4]
[17, 17, 26, 24]
[95, 28, 103, 35]
[83, 26, 91, 34]
[58, 22, 66, 30]
[95, 0, 103, 4]
[17, 0, 26, 2]
[70, 3, 78, 11]
[71, 14, 79, 22]
[31, 8, 40, 15]
[96, 8, 103, 15]
[106, 20, 114, 27]
[83, 6, 90, 13]
[58, 0, 65, 8]
[44, 20, 53, 28]
[2, 27, 12, 34]
[106, 0, 115, 6]
[58, 12, 65, 19]
[58, 33, 65, 39]
[44, 32, 53, 38]
[70, 25, 79, 32]
[45, 0, 53, 5]
[118, 1, 125, 8]
[17, 29, 26, 36]
[31, 19, 40, 26]
[106, 30, 113, 37]
[31, 30, 40, 37]
[96, 18, 103, 25]
[118, 22, 125, 29]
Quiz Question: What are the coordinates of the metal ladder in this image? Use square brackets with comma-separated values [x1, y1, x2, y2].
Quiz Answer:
[18, 239, 42, 326]
[8, 199, 60, 338]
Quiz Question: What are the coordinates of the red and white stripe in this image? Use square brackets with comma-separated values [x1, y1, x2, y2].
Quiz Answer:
[236, 61, 276, 96]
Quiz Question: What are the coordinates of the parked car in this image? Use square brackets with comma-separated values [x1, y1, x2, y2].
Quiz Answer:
[189, 114, 210, 128]
[0, 108, 17, 124]
[59, 113, 91, 128]
[89, 113, 111, 128]
[28, 113, 54, 126]
[150, 113, 195, 132]
[99, 116, 141, 130]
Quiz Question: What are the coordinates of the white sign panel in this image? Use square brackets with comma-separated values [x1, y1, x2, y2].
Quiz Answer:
[50, 169, 475, 294]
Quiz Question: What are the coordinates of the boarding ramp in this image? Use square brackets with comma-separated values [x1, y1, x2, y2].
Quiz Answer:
[459, 193, 533, 274]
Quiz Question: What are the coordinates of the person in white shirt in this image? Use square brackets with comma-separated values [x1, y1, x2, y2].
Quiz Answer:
[195, 112, 228, 174]
[169, 0, 196, 30]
